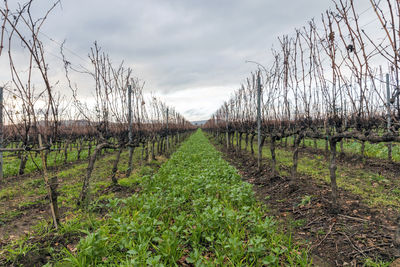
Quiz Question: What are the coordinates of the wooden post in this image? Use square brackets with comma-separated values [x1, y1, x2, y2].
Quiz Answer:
[386, 74, 392, 161]
[39, 134, 59, 229]
[0, 87, 3, 180]
[342, 100, 347, 154]
[78, 142, 108, 207]
[270, 136, 277, 177]
[257, 71, 262, 170]
[216, 117, 219, 140]
[329, 138, 339, 213]
[166, 108, 169, 152]
[127, 84, 134, 177]
[225, 113, 229, 148]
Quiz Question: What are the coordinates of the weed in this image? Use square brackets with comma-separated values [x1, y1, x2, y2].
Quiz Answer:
[0, 188, 17, 200]
[298, 195, 312, 207]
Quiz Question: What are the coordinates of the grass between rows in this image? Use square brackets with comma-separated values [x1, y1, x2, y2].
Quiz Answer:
[58, 130, 310, 266]
[0, 145, 168, 266]
[233, 137, 400, 210]
[0, 139, 171, 230]
[0, 149, 137, 230]
[3, 146, 92, 178]
[285, 136, 400, 162]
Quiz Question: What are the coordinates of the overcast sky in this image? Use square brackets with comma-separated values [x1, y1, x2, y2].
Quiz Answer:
[4, 0, 373, 121]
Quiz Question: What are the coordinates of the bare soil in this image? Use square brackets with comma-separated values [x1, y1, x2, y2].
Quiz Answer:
[213, 140, 399, 266]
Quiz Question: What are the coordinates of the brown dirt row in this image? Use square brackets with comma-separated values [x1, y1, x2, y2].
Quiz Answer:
[212, 139, 399, 266]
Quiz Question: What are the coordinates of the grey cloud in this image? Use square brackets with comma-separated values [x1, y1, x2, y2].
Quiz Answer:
[184, 109, 205, 117]
[14, 0, 371, 120]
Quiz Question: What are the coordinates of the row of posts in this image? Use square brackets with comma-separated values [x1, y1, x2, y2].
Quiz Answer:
[0, 83, 172, 181]
[224, 72, 395, 168]
[225, 71, 261, 169]
[126, 83, 170, 176]
[0, 73, 394, 179]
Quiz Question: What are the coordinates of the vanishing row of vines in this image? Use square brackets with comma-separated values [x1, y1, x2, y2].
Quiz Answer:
[205, 0, 400, 213]
[0, 0, 194, 229]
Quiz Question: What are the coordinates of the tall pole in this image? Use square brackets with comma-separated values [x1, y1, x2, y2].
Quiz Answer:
[166, 107, 169, 151]
[127, 84, 134, 176]
[225, 112, 229, 148]
[257, 71, 262, 170]
[386, 74, 392, 161]
[0, 87, 3, 180]
[387, 74, 392, 130]
[39, 134, 59, 229]
[216, 116, 219, 140]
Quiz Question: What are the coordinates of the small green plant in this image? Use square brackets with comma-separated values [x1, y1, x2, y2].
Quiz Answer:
[298, 195, 312, 207]
[24, 178, 44, 188]
[363, 258, 391, 267]
[6, 238, 37, 264]
[317, 229, 326, 235]
[18, 200, 43, 209]
[369, 174, 388, 183]
[118, 176, 139, 187]
[392, 188, 400, 196]
[0, 188, 17, 200]
[291, 219, 306, 228]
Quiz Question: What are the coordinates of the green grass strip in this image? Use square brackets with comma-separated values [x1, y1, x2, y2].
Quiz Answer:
[59, 130, 310, 266]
